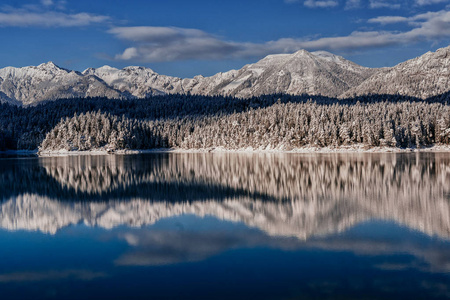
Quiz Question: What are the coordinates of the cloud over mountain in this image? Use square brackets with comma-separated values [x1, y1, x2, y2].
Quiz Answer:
[109, 9, 450, 63]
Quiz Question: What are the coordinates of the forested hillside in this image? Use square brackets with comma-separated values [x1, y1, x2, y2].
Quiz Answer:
[0, 93, 449, 152]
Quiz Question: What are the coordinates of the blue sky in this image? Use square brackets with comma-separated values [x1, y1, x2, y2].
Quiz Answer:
[0, 0, 449, 77]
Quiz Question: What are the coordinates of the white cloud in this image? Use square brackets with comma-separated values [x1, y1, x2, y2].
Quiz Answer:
[370, 0, 401, 9]
[345, 0, 362, 9]
[109, 9, 450, 63]
[118, 47, 139, 60]
[109, 26, 241, 62]
[416, 0, 450, 5]
[0, 10, 109, 27]
[368, 10, 446, 25]
[368, 16, 409, 24]
[41, 0, 54, 6]
[0, 2, 108, 27]
[296, 10, 450, 49]
[42, 0, 67, 10]
[304, 0, 339, 8]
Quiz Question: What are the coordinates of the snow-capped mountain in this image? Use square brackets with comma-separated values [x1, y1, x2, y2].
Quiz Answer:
[82, 65, 173, 98]
[0, 50, 374, 105]
[341, 46, 450, 99]
[0, 62, 123, 105]
[1, 46, 449, 105]
[84, 50, 374, 99]
[200, 50, 374, 98]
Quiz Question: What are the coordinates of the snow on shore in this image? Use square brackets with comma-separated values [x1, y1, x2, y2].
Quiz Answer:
[33, 144, 450, 157]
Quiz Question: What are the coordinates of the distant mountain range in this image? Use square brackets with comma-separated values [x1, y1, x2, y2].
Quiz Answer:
[0, 46, 449, 106]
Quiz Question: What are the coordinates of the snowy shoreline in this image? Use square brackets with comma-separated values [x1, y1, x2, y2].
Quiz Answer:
[24, 144, 450, 156]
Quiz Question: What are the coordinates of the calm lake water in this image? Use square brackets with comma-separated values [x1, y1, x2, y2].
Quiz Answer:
[0, 152, 449, 299]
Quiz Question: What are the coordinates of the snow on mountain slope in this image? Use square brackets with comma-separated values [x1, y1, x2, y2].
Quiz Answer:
[83, 65, 173, 98]
[2, 46, 450, 105]
[85, 50, 375, 99]
[0, 62, 123, 105]
[341, 46, 450, 99]
[202, 50, 375, 98]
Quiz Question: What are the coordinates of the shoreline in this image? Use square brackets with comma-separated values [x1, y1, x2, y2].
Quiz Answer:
[21, 144, 450, 157]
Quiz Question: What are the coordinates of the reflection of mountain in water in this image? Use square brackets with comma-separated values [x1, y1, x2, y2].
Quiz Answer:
[0, 153, 449, 238]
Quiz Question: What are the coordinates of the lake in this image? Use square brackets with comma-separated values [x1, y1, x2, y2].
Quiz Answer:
[0, 152, 449, 299]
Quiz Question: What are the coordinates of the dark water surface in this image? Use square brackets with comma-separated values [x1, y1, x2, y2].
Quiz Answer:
[0, 152, 449, 299]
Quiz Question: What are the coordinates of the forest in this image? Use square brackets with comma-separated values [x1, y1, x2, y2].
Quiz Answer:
[0, 93, 449, 151]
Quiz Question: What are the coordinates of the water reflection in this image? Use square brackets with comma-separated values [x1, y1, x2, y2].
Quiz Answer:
[107, 215, 450, 273]
[1, 153, 450, 299]
[0, 153, 449, 239]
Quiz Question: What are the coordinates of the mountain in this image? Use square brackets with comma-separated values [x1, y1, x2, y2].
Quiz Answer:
[342, 46, 450, 99]
[200, 50, 374, 98]
[1, 46, 449, 105]
[0, 50, 374, 105]
[82, 65, 175, 97]
[0, 62, 123, 105]
[84, 50, 374, 99]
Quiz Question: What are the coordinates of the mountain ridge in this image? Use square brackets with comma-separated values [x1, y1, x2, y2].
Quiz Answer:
[341, 46, 450, 99]
[1, 46, 449, 105]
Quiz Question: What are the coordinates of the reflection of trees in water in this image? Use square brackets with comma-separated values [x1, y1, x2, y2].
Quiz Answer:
[41, 153, 450, 207]
[40, 153, 450, 203]
[0, 155, 280, 202]
[0, 153, 449, 238]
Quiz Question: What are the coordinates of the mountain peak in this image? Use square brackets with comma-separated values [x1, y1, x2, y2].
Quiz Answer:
[37, 61, 61, 70]
[99, 65, 118, 71]
[123, 66, 156, 74]
[292, 49, 311, 56]
[35, 62, 70, 75]
[0, 45, 448, 105]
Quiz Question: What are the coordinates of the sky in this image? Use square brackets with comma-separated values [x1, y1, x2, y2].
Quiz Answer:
[0, 0, 449, 77]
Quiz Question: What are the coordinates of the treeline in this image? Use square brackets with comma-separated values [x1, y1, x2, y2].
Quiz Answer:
[1, 92, 450, 150]
[40, 100, 450, 151]
[2, 93, 320, 150]
[1, 93, 449, 151]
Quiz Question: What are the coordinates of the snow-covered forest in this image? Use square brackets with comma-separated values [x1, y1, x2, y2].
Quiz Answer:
[0, 93, 449, 151]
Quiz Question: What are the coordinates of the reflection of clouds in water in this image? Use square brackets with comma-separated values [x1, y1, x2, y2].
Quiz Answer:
[114, 224, 450, 273]
[0, 269, 107, 283]
[308, 238, 450, 273]
[375, 263, 413, 271]
[115, 230, 258, 266]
